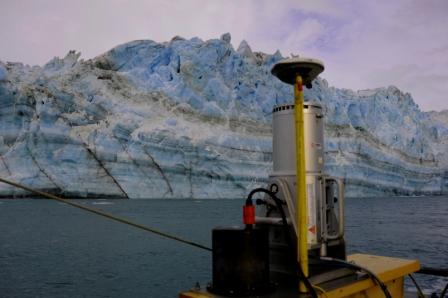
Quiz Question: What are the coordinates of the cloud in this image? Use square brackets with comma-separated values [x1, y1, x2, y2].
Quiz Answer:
[283, 18, 325, 51]
[367, 64, 448, 111]
[0, 0, 252, 63]
[272, 0, 448, 111]
[0, 0, 446, 111]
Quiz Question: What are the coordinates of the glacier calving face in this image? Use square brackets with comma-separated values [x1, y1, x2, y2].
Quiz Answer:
[0, 34, 447, 198]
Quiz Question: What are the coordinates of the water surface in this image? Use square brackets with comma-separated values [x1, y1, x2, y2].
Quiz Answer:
[0, 196, 447, 297]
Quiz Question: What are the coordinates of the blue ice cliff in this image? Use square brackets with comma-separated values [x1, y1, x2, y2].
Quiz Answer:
[0, 34, 447, 198]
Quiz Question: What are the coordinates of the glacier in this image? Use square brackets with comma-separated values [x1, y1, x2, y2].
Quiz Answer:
[0, 33, 447, 199]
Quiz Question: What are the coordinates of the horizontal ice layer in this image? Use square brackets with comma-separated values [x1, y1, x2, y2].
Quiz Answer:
[0, 34, 446, 198]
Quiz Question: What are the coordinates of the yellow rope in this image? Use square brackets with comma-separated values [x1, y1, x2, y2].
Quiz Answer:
[0, 177, 212, 251]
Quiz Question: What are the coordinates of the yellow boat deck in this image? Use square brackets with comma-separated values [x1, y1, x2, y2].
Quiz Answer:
[179, 254, 420, 298]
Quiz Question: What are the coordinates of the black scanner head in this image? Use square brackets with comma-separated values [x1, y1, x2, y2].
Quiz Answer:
[271, 57, 324, 86]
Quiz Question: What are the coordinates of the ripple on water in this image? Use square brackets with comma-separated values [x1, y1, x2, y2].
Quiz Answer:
[92, 201, 115, 205]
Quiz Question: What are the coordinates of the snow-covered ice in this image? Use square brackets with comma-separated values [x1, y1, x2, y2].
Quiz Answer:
[0, 33, 447, 198]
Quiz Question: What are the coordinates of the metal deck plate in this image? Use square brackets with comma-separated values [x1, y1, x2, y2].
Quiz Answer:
[179, 254, 420, 298]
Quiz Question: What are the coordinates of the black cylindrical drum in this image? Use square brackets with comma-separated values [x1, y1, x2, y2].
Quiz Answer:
[209, 226, 271, 296]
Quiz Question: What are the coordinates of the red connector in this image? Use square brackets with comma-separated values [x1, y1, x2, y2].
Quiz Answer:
[243, 205, 255, 225]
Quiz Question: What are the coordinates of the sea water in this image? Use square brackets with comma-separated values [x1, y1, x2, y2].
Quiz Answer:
[0, 197, 447, 297]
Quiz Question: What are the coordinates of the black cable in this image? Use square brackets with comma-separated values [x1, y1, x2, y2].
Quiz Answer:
[317, 257, 392, 298]
[250, 186, 448, 298]
[441, 282, 448, 298]
[418, 267, 448, 277]
[246, 187, 318, 298]
[415, 266, 448, 298]
[408, 274, 425, 298]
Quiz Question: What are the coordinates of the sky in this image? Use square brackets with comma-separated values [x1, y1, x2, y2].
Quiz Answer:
[0, 0, 447, 111]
